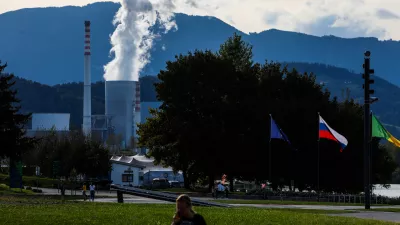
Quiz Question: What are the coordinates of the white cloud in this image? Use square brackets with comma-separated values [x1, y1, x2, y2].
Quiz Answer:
[2, 0, 400, 40]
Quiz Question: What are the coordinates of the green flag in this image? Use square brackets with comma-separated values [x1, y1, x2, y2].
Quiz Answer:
[372, 114, 400, 147]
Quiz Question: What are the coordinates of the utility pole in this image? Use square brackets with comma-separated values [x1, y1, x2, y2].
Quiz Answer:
[362, 51, 375, 210]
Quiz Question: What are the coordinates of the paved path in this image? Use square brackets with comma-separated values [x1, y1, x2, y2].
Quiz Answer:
[228, 204, 400, 210]
[83, 197, 173, 204]
[39, 187, 118, 197]
[328, 212, 400, 223]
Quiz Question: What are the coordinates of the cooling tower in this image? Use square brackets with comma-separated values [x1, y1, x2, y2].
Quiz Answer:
[105, 81, 136, 148]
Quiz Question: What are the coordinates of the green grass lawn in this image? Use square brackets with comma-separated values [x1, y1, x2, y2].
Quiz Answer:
[0, 184, 35, 195]
[212, 199, 388, 206]
[0, 201, 395, 225]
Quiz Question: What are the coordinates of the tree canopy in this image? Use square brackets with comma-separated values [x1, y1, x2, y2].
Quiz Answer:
[23, 129, 111, 179]
[138, 34, 397, 193]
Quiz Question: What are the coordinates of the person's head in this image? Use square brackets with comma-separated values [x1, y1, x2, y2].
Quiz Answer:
[176, 194, 194, 217]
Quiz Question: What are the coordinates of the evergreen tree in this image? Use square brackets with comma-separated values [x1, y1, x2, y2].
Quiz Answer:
[218, 32, 253, 72]
[0, 62, 33, 159]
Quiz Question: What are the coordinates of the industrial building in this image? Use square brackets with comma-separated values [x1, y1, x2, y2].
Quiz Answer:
[24, 21, 176, 186]
[104, 81, 141, 149]
[80, 20, 141, 149]
[78, 20, 179, 186]
[26, 113, 70, 137]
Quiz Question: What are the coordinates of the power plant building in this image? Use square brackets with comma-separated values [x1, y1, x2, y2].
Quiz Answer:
[31, 113, 70, 131]
[26, 113, 70, 138]
[105, 80, 138, 148]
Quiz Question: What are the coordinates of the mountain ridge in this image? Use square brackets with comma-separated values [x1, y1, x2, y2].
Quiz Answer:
[1, 2, 400, 86]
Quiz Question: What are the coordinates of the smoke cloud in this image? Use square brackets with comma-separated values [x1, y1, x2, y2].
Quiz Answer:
[104, 0, 177, 81]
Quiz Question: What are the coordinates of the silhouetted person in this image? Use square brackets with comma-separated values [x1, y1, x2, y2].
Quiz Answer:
[89, 183, 96, 201]
[171, 194, 206, 225]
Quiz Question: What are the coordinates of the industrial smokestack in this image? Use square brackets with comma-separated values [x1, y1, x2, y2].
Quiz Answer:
[134, 81, 141, 151]
[83, 21, 92, 136]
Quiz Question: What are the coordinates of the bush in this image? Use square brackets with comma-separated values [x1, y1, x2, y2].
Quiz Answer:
[25, 186, 32, 190]
[0, 173, 59, 188]
[0, 183, 9, 190]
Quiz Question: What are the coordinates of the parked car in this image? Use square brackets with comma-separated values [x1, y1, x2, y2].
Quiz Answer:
[152, 178, 170, 189]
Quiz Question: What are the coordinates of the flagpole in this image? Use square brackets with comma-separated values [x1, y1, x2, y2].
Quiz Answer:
[269, 114, 272, 185]
[369, 110, 372, 203]
[317, 112, 320, 201]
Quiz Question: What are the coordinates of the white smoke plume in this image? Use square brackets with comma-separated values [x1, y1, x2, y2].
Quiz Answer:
[104, 0, 177, 81]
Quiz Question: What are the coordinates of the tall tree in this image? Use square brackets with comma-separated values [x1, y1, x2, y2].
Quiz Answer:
[218, 32, 253, 72]
[0, 61, 35, 188]
[0, 62, 33, 159]
[137, 108, 196, 188]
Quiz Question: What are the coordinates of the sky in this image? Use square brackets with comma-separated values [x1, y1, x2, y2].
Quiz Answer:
[2, 0, 400, 40]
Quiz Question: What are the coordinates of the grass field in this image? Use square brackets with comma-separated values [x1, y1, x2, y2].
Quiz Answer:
[0, 202, 395, 225]
[213, 199, 387, 206]
[0, 184, 35, 195]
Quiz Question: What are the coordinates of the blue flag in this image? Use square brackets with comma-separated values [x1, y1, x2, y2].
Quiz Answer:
[270, 116, 291, 144]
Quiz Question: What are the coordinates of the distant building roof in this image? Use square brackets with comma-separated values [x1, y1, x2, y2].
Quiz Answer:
[110, 155, 146, 168]
[110, 154, 174, 172]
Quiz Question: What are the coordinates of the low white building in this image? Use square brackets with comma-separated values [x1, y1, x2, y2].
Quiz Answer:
[110, 154, 184, 187]
[110, 155, 146, 187]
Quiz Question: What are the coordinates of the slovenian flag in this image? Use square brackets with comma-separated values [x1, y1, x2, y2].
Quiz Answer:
[319, 115, 348, 152]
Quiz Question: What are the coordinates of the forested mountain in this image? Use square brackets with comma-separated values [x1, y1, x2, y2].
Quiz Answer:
[10, 62, 400, 138]
[1, 2, 400, 86]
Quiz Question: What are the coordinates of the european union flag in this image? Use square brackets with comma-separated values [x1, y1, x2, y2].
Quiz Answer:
[270, 116, 291, 144]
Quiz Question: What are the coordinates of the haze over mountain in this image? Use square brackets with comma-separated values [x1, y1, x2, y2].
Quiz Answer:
[1, 2, 400, 86]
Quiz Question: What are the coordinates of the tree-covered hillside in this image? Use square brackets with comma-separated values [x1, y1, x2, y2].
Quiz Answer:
[10, 63, 400, 138]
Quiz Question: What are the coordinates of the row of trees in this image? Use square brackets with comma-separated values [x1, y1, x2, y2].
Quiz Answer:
[138, 34, 397, 193]
[22, 129, 111, 179]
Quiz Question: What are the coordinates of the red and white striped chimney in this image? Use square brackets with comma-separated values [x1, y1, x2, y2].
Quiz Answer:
[133, 81, 141, 147]
[83, 21, 92, 136]
[135, 82, 141, 112]
[135, 81, 141, 125]
[84, 21, 91, 56]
